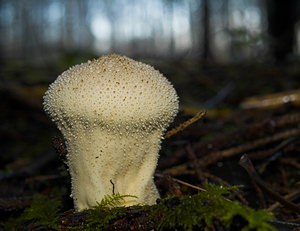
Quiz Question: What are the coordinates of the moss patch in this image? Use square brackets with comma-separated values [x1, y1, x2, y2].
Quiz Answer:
[3, 194, 61, 230]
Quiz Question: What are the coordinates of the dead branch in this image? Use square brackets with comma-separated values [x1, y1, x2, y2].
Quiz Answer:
[159, 112, 300, 170]
[164, 111, 205, 139]
[239, 154, 300, 213]
[164, 128, 300, 176]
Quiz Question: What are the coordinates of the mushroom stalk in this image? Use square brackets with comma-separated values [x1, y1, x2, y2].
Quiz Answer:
[43, 54, 179, 211]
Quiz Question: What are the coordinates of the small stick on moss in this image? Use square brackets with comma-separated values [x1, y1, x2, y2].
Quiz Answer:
[155, 173, 206, 192]
[173, 177, 206, 192]
[110, 180, 115, 195]
[160, 174, 182, 197]
[209, 172, 249, 205]
[164, 111, 205, 139]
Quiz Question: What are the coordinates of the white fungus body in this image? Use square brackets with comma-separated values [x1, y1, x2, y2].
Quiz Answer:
[43, 54, 179, 211]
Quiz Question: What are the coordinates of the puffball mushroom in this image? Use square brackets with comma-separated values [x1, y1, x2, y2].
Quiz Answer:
[43, 54, 179, 211]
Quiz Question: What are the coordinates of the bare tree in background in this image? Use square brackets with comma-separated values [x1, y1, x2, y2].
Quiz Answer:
[188, 0, 201, 58]
[164, 0, 175, 56]
[62, 0, 93, 52]
[202, 0, 211, 64]
[266, 0, 300, 63]
[189, 0, 212, 64]
[1, 0, 299, 63]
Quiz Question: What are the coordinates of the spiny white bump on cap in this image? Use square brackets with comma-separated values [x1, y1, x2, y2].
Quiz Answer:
[43, 54, 179, 211]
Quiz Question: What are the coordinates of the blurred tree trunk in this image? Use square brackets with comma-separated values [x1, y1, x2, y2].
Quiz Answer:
[202, 0, 210, 62]
[189, 1, 201, 58]
[104, 0, 117, 52]
[266, 0, 299, 63]
[77, 0, 94, 51]
[202, 0, 212, 66]
[63, 1, 75, 51]
[164, 0, 175, 57]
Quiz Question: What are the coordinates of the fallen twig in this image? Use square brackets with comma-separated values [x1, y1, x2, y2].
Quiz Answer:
[159, 112, 300, 170]
[239, 154, 300, 213]
[200, 128, 300, 167]
[186, 144, 206, 182]
[164, 128, 300, 176]
[164, 111, 205, 139]
[267, 190, 300, 212]
[155, 173, 206, 192]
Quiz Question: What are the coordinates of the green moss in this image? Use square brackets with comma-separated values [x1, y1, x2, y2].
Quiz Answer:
[3, 185, 275, 230]
[83, 184, 275, 231]
[3, 194, 61, 230]
[84, 193, 136, 230]
[157, 183, 275, 231]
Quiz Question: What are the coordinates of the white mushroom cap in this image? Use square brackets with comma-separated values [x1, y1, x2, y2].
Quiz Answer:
[44, 54, 178, 129]
[43, 54, 179, 211]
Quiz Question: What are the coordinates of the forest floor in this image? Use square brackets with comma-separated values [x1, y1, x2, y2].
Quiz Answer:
[0, 55, 299, 230]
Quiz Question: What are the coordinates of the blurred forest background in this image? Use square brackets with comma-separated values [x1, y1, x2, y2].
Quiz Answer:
[0, 0, 300, 66]
[1, 1, 300, 229]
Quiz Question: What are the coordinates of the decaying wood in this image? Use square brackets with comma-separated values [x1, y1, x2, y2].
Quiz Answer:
[240, 89, 300, 109]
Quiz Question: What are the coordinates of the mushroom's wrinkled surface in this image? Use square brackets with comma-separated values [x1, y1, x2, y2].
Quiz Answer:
[43, 54, 179, 211]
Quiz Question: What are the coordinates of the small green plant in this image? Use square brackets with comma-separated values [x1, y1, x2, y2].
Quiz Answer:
[96, 193, 137, 208]
[84, 193, 137, 230]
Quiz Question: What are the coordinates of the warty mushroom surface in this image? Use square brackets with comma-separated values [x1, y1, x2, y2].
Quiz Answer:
[43, 54, 179, 211]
